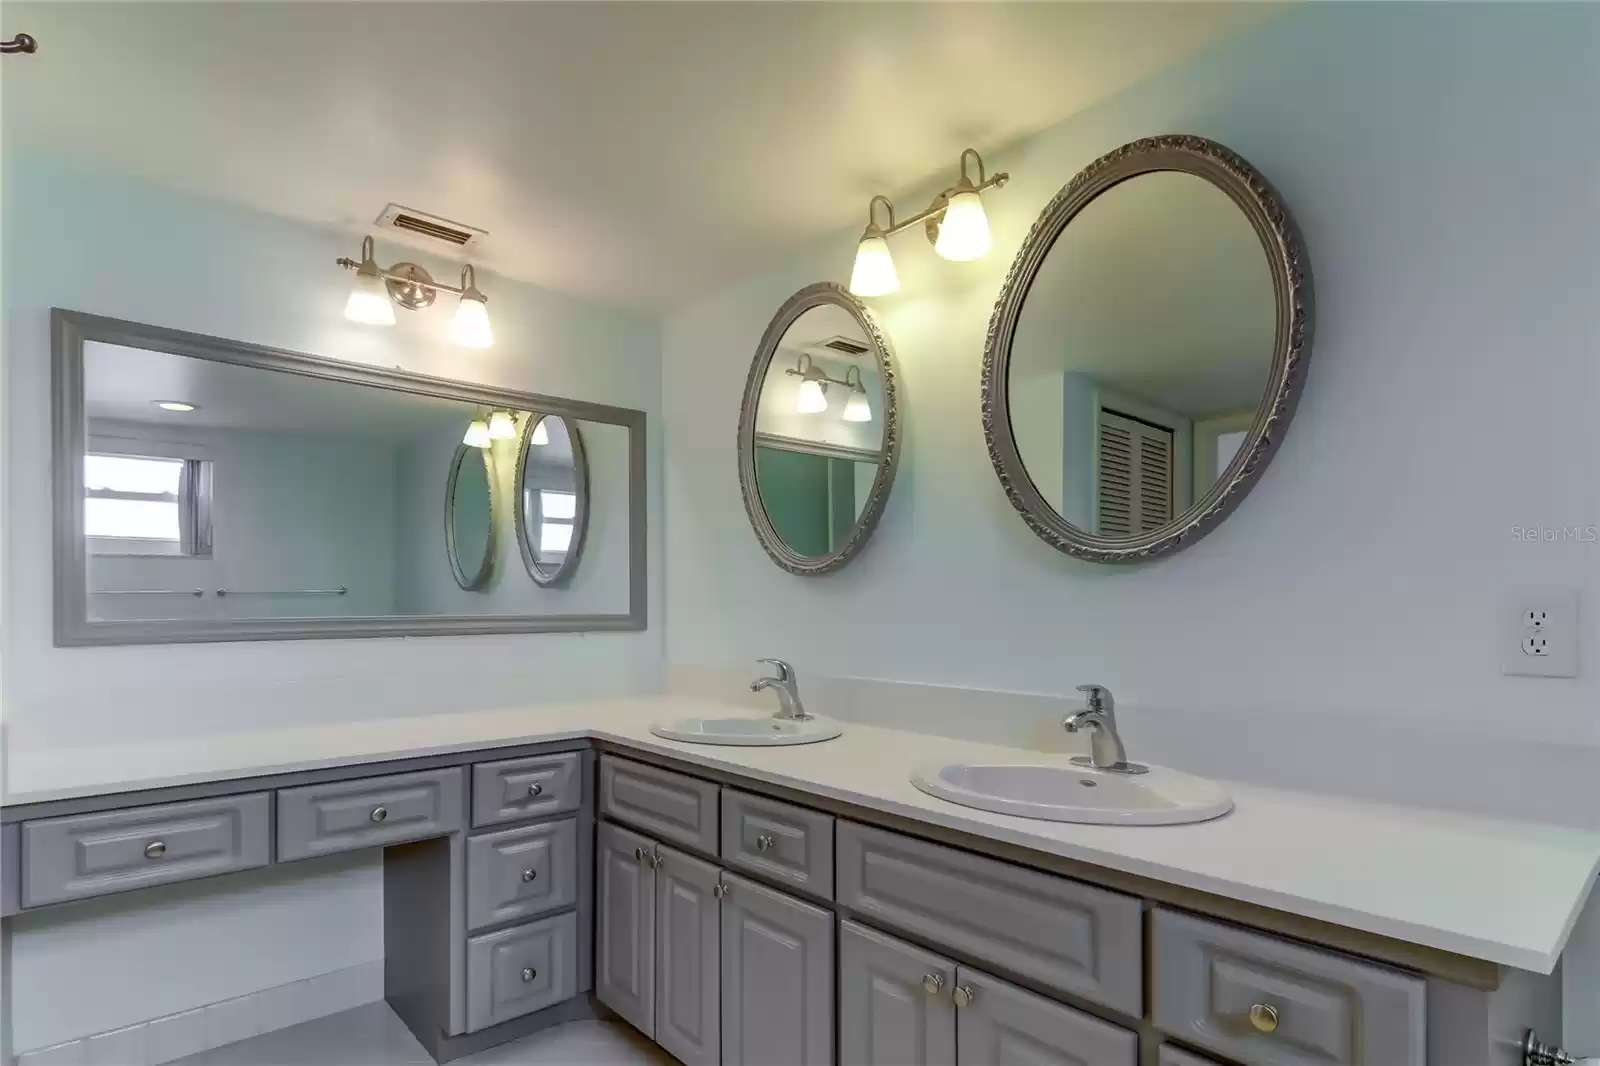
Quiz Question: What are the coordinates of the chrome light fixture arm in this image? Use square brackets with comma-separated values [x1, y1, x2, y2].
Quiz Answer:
[2, 33, 38, 54]
[866, 150, 1010, 243]
[336, 236, 484, 308]
[785, 353, 865, 392]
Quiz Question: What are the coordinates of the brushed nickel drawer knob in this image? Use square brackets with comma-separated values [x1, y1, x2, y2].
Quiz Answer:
[921, 973, 944, 996]
[521, 868, 538, 883]
[370, 806, 388, 823]
[649, 849, 663, 869]
[952, 985, 974, 1008]
[521, 967, 537, 983]
[144, 841, 167, 860]
[527, 783, 543, 798]
[755, 834, 775, 853]
[713, 882, 729, 899]
[1248, 1002, 1280, 1033]
[634, 846, 647, 863]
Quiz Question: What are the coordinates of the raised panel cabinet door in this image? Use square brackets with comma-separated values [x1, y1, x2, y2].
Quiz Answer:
[839, 920, 956, 1066]
[720, 789, 835, 899]
[720, 873, 835, 1066]
[466, 818, 579, 931]
[654, 845, 722, 1066]
[595, 821, 657, 1037]
[954, 967, 1137, 1066]
[465, 911, 579, 1032]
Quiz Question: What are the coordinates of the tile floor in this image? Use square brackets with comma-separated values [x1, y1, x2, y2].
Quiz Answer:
[169, 1002, 675, 1066]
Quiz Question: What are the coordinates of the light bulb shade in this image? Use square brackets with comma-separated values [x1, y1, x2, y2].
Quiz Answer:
[934, 189, 992, 262]
[531, 420, 550, 446]
[345, 269, 396, 326]
[450, 293, 494, 348]
[462, 418, 492, 448]
[488, 410, 517, 440]
[842, 388, 873, 423]
[796, 379, 829, 414]
[848, 234, 899, 297]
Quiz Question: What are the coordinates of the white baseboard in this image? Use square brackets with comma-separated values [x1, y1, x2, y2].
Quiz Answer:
[14, 959, 384, 1066]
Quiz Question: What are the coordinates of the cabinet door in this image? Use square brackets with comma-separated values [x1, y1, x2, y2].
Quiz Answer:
[595, 822, 656, 1037]
[655, 846, 722, 1066]
[721, 873, 835, 1066]
[840, 920, 956, 1066]
[955, 967, 1136, 1066]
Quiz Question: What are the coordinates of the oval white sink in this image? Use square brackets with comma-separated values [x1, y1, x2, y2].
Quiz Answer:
[650, 715, 844, 747]
[911, 760, 1232, 826]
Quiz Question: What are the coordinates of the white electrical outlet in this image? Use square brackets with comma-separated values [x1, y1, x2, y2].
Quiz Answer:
[1502, 589, 1579, 678]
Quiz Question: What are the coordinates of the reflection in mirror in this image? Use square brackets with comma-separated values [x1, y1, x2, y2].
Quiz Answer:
[446, 443, 495, 590]
[739, 284, 898, 575]
[516, 413, 589, 587]
[57, 314, 647, 644]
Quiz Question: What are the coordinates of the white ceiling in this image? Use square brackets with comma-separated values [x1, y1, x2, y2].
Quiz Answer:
[3, 2, 1273, 309]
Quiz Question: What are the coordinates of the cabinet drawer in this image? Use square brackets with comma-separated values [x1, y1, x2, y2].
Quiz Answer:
[472, 752, 583, 828]
[599, 756, 718, 854]
[1152, 908, 1426, 1066]
[277, 767, 464, 861]
[21, 793, 270, 907]
[1159, 1048, 1226, 1066]
[467, 819, 579, 931]
[836, 822, 1143, 1016]
[720, 789, 834, 898]
[467, 911, 579, 1032]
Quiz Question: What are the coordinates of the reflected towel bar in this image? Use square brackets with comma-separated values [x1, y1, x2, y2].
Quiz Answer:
[215, 586, 349, 597]
[95, 588, 205, 597]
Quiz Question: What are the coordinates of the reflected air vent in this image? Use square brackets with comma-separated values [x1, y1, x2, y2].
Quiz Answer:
[819, 336, 870, 356]
[374, 204, 486, 253]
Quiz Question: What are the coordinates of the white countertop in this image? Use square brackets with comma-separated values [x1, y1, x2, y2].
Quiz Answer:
[5, 696, 1597, 975]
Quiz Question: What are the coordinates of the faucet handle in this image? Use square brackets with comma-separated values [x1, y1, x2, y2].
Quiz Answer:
[756, 658, 795, 683]
[1075, 684, 1112, 714]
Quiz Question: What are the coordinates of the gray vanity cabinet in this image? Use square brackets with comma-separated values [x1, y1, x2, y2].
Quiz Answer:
[840, 920, 957, 1066]
[654, 846, 722, 1066]
[720, 872, 835, 1066]
[596, 822, 657, 1035]
[955, 968, 1137, 1066]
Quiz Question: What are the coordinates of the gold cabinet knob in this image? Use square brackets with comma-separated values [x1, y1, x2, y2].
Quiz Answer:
[952, 985, 975, 1009]
[1248, 1002, 1280, 1033]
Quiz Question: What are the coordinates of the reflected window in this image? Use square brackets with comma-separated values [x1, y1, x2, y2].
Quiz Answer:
[539, 490, 576, 558]
[85, 453, 213, 557]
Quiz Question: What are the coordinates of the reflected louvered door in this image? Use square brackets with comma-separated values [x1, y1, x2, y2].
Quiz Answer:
[1097, 410, 1173, 536]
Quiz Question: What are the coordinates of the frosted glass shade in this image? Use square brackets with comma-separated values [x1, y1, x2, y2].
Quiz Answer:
[488, 411, 517, 440]
[842, 388, 872, 423]
[450, 294, 494, 348]
[796, 379, 829, 414]
[848, 235, 899, 297]
[934, 189, 992, 262]
[462, 419, 492, 448]
[344, 271, 396, 326]
[531, 420, 550, 446]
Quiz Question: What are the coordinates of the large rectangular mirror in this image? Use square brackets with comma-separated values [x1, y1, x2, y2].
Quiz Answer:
[52, 310, 646, 645]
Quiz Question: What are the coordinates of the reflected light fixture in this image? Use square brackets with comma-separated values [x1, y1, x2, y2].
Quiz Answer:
[786, 354, 873, 422]
[153, 401, 198, 413]
[842, 368, 873, 423]
[531, 419, 550, 446]
[463, 417, 492, 449]
[488, 410, 517, 440]
[338, 237, 494, 347]
[847, 148, 1007, 296]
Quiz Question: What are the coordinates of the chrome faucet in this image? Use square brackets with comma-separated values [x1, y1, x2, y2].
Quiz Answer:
[750, 659, 812, 721]
[1063, 684, 1145, 774]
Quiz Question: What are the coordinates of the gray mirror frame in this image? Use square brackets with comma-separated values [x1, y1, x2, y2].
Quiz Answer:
[444, 443, 497, 591]
[982, 134, 1313, 563]
[737, 281, 900, 577]
[52, 309, 648, 645]
[514, 413, 590, 588]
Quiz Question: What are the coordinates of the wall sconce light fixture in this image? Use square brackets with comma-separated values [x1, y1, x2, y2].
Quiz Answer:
[786, 354, 872, 424]
[463, 416, 492, 449]
[848, 148, 1009, 297]
[338, 237, 495, 348]
[464, 409, 520, 448]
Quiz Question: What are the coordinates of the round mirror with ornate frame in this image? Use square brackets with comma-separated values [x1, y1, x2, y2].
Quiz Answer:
[738, 282, 900, 576]
[983, 134, 1313, 563]
[445, 442, 496, 590]
[514, 412, 589, 587]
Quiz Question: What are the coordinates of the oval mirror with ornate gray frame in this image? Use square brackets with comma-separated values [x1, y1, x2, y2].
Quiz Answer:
[515, 412, 589, 587]
[738, 281, 899, 575]
[983, 134, 1312, 563]
[445, 442, 496, 590]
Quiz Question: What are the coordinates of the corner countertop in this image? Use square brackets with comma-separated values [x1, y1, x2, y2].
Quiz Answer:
[4, 696, 1597, 975]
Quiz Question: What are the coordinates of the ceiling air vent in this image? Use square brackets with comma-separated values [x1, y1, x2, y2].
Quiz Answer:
[818, 335, 870, 357]
[374, 204, 486, 253]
